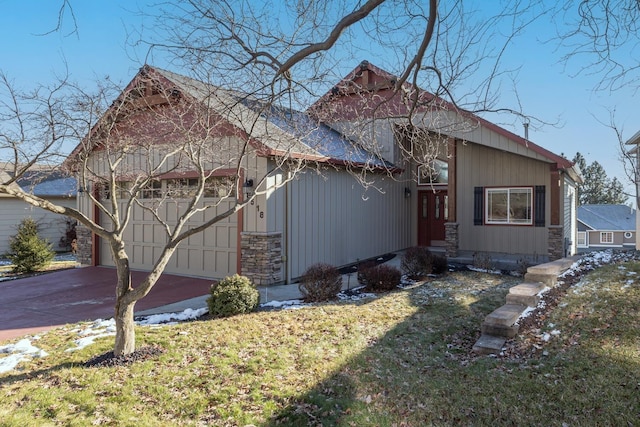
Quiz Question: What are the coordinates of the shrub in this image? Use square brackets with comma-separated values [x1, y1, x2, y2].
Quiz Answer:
[207, 274, 260, 318]
[472, 252, 494, 271]
[401, 246, 433, 278]
[6, 218, 55, 274]
[359, 264, 401, 291]
[299, 263, 342, 302]
[431, 254, 448, 275]
[356, 260, 376, 287]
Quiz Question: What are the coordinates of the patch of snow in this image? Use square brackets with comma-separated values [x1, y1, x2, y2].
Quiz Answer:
[136, 307, 208, 325]
[337, 291, 377, 301]
[0, 339, 49, 373]
[466, 265, 502, 275]
[260, 299, 309, 309]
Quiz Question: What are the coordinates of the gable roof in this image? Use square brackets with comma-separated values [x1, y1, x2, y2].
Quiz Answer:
[577, 204, 636, 231]
[68, 66, 390, 169]
[309, 61, 579, 179]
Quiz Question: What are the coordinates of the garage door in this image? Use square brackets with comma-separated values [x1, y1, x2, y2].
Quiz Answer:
[99, 199, 238, 280]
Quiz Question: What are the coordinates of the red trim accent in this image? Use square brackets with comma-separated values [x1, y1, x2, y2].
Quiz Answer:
[154, 169, 236, 180]
[310, 61, 574, 171]
[92, 190, 101, 267]
[236, 169, 244, 275]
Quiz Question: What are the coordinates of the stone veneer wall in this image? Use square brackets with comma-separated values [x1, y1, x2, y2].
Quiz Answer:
[75, 224, 92, 266]
[241, 232, 282, 285]
[445, 222, 459, 258]
[548, 225, 564, 261]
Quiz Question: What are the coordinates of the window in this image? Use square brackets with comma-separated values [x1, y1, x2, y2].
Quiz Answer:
[624, 231, 633, 239]
[141, 180, 162, 199]
[600, 232, 614, 244]
[485, 187, 532, 225]
[577, 231, 587, 247]
[418, 159, 448, 186]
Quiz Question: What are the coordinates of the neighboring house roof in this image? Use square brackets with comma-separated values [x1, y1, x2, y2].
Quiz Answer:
[309, 60, 581, 181]
[577, 204, 636, 231]
[625, 129, 640, 155]
[1, 168, 76, 198]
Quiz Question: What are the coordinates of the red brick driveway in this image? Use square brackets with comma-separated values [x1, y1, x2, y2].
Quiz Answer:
[0, 267, 213, 342]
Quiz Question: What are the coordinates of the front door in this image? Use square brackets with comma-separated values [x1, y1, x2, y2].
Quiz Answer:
[418, 190, 448, 246]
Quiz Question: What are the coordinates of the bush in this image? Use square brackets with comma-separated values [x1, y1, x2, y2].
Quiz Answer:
[299, 263, 342, 302]
[356, 260, 376, 287]
[359, 264, 401, 291]
[6, 218, 55, 274]
[431, 254, 448, 275]
[401, 246, 433, 278]
[207, 274, 260, 318]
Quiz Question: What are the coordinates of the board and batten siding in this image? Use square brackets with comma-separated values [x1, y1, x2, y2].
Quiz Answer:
[456, 141, 551, 257]
[268, 163, 413, 280]
[563, 177, 577, 256]
[0, 196, 76, 255]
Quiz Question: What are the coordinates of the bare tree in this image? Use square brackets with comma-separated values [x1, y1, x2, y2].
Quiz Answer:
[2, 1, 551, 356]
[555, 0, 640, 92]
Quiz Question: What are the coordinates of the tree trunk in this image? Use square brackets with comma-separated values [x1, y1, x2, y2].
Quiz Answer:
[114, 296, 136, 356]
[112, 241, 136, 356]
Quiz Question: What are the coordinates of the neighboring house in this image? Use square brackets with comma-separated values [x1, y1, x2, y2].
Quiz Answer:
[71, 63, 580, 285]
[576, 204, 636, 251]
[0, 167, 77, 256]
[626, 130, 640, 250]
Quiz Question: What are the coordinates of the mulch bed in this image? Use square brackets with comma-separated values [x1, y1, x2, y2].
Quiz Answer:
[84, 345, 165, 368]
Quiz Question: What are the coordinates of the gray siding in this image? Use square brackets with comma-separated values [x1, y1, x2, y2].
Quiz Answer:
[563, 177, 577, 256]
[0, 196, 76, 255]
[272, 165, 412, 280]
[456, 141, 550, 257]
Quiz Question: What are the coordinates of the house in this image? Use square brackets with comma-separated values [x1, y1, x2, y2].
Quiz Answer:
[72, 63, 580, 285]
[626, 130, 640, 250]
[0, 166, 77, 256]
[577, 204, 636, 251]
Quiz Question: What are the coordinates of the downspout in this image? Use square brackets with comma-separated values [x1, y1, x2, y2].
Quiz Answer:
[284, 171, 291, 284]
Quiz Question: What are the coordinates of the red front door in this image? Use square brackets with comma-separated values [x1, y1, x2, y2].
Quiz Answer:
[418, 190, 448, 246]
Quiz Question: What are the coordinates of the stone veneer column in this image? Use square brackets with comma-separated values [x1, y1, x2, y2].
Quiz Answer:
[548, 225, 564, 260]
[240, 232, 282, 285]
[445, 222, 459, 258]
[75, 224, 93, 266]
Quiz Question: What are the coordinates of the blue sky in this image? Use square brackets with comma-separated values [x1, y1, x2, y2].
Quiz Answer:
[1, 1, 635, 198]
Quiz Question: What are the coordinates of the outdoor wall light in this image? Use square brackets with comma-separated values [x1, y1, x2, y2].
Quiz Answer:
[404, 187, 411, 198]
[243, 178, 254, 199]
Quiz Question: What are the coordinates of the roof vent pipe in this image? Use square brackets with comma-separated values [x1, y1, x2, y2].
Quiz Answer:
[523, 119, 529, 141]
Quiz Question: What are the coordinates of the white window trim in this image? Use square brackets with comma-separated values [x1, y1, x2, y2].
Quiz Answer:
[485, 187, 533, 225]
[577, 231, 588, 247]
[600, 231, 614, 244]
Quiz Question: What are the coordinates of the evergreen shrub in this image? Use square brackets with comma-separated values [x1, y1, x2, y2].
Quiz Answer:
[6, 218, 55, 274]
[207, 274, 260, 318]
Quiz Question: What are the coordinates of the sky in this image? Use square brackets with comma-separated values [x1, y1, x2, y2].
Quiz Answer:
[0, 0, 636, 199]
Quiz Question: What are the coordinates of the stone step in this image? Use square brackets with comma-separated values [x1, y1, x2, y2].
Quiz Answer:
[506, 282, 546, 307]
[526, 256, 578, 276]
[524, 272, 556, 287]
[473, 334, 507, 355]
[481, 322, 520, 338]
[484, 303, 526, 327]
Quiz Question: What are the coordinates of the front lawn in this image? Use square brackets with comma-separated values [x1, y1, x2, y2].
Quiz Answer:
[0, 258, 638, 426]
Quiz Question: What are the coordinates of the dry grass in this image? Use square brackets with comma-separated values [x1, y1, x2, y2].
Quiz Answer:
[0, 264, 639, 426]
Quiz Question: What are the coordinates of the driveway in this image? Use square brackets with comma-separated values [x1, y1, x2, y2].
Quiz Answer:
[0, 267, 213, 342]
